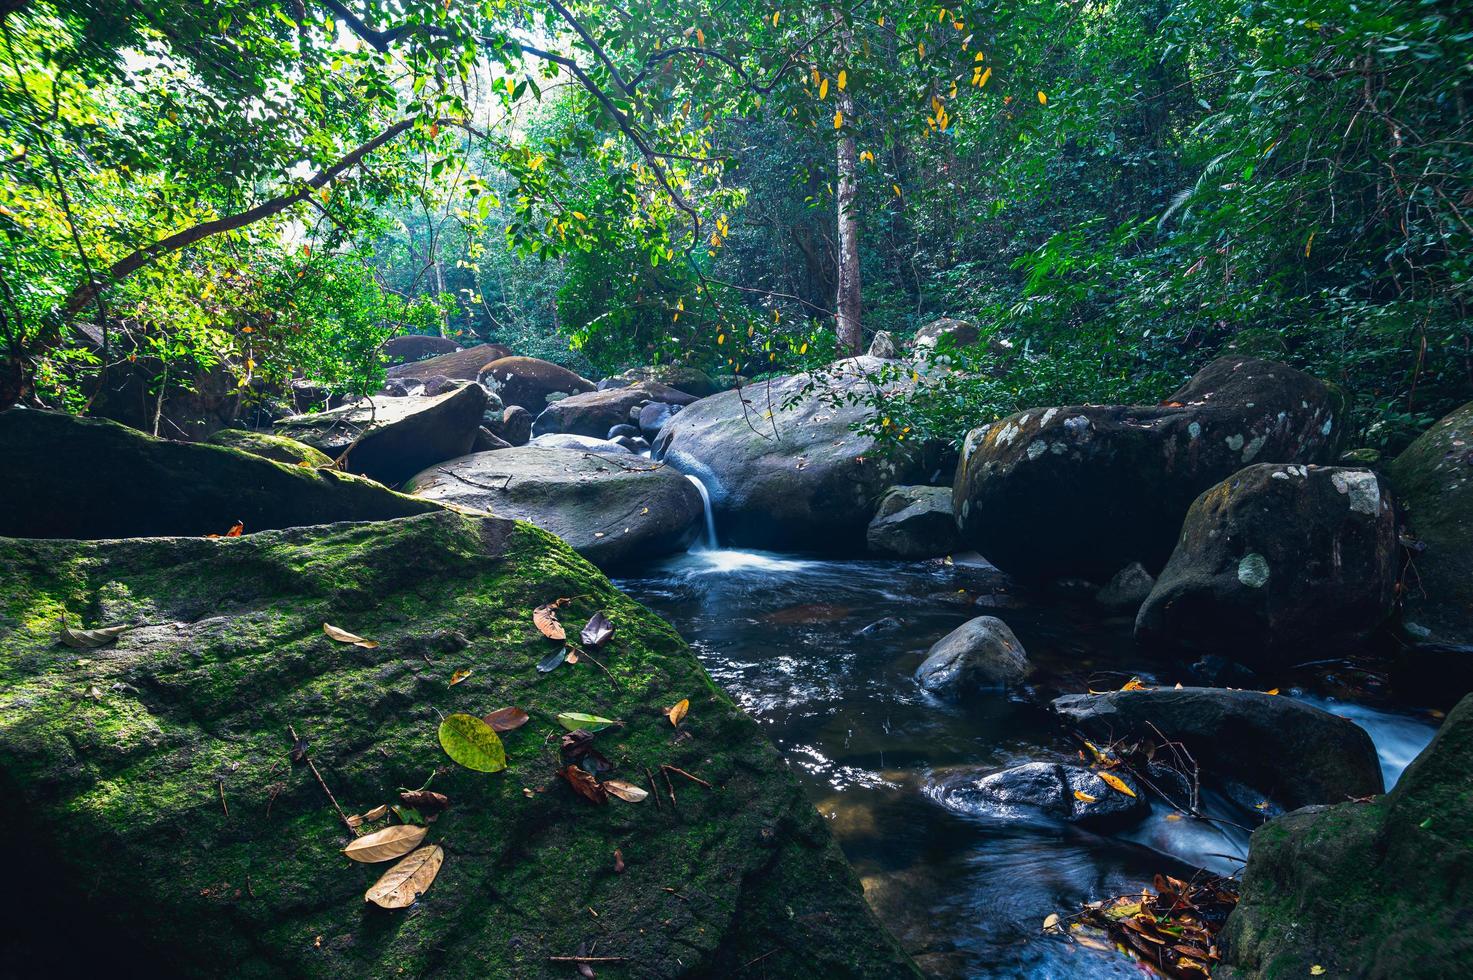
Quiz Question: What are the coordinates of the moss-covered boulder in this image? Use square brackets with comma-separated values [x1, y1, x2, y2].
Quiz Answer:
[1222, 693, 1473, 977]
[0, 409, 438, 539]
[207, 428, 335, 468]
[1384, 401, 1473, 658]
[0, 511, 916, 978]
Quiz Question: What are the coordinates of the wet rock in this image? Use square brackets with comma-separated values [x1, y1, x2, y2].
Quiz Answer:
[532, 382, 697, 438]
[611, 365, 721, 397]
[476, 356, 595, 414]
[866, 486, 961, 559]
[385, 342, 512, 382]
[1223, 693, 1473, 977]
[953, 357, 1345, 581]
[380, 334, 461, 366]
[205, 428, 333, 468]
[0, 409, 438, 538]
[1095, 562, 1155, 613]
[1051, 688, 1382, 810]
[1384, 400, 1473, 658]
[407, 446, 702, 568]
[613, 435, 649, 454]
[937, 762, 1147, 828]
[1136, 465, 1397, 662]
[529, 433, 633, 454]
[856, 616, 904, 636]
[654, 357, 927, 552]
[638, 400, 683, 440]
[607, 423, 641, 440]
[867, 330, 899, 359]
[275, 382, 486, 486]
[496, 404, 533, 446]
[915, 615, 1030, 695]
[912, 317, 979, 350]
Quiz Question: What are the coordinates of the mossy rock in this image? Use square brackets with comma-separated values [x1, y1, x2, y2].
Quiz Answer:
[0, 511, 916, 978]
[613, 366, 721, 398]
[207, 428, 335, 468]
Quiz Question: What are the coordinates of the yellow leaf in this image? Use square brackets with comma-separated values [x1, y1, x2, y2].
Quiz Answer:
[323, 623, 378, 648]
[1097, 771, 1136, 798]
[979, 67, 992, 87]
[604, 779, 649, 803]
[833, 110, 843, 129]
[717, 334, 725, 345]
[1310, 968, 1326, 976]
[838, 70, 847, 90]
[571, 210, 587, 221]
[1042, 912, 1061, 932]
[1038, 90, 1048, 104]
[449, 668, 473, 686]
[365, 844, 444, 909]
[917, 42, 925, 58]
[1304, 232, 1315, 257]
[771, 10, 779, 26]
[819, 77, 829, 100]
[1265, 687, 1280, 695]
[772, 308, 780, 323]
[695, 27, 704, 45]
[799, 342, 808, 354]
[1073, 790, 1097, 803]
[668, 698, 690, 727]
[1121, 676, 1148, 691]
[343, 825, 428, 863]
[893, 183, 902, 196]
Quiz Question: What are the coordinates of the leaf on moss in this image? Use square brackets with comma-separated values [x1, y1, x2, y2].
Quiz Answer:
[537, 647, 568, 673]
[1097, 771, 1136, 798]
[343, 824, 428, 863]
[438, 713, 507, 772]
[365, 844, 444, 909]
[533, 599, 568, 640]
[580, 611, 615, 648]
[561, 764, 608, 804]
[483, 707, 530, 732]
[449, 668, 473, 686]
[604, 779, 649, 803]
[557, 712, 616, 732]
[399, 790, 450, 817]
[323, 623, 378, 648]
[667, 698, 689, 727]
[58, 625, 129, 649]
[348, 803, 390, 828]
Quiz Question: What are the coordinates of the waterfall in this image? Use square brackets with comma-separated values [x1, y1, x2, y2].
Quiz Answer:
[684, 473, 719, 550]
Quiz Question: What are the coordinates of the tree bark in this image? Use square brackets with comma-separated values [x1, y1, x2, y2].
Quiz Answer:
[834, 90, 861, 356]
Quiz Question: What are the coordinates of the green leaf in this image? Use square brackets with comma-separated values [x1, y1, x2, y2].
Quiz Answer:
[556, 712, 617, 732]
[438, 713, 507, 772]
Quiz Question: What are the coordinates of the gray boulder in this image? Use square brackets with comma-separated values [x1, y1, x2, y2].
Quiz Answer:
[935, 762, 1147, 828]
[954, 357, 1345, 581]
[495, 404, 533, 446]
[380, 334, 460, 366]
[472, 427, 512, 452]
[1136, 464, 1397, 662]
[529, 433, 632, 454]
[385, 343, 511, 381]
[533, 382, 698, 439]
[1052, 688, 1383, 810]
[867, 331, 899, 359]
[274, 382, 486, 486]
[653, 356, 927, 552]
[912, 318, 979, 350]
[476, 356, 595, 414]
[607, 423, 641, 440]
[638, 400, 683, 440]
[866, 485, 961, 558]
[406, 446, 703, 568]
[1095, 562, 1155, 613]
[915, 615, 1030, 695]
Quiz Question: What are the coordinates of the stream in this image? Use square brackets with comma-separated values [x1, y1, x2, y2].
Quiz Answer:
[615, 544, 1440, 978]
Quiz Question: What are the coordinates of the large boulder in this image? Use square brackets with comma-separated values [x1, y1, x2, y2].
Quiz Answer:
[275, 383, 486, 487]
[0, 409, 437, 539]
[1223, 693, 1473, 977]
[1095, 562, 1156, 613]
[385, 343, 512, 382]
[934, 762, 1147, 828]
[912, 317, 979, 350]
[206, 428, 334, 468]
[1136, 464, 1398, 661]
[652, 357, 927, 552]
[406, 447, 702, 569]
[0, 511, 917, 977]
[380, 334, 461, 367]
[477, 357, 595, 415]
[866, 485, 961, 558]
[1052, 688, 1382, 810]
[1385, 401, 1473, 657]
[612, 365, 721, 398]
[495, 405, 533, 446]
[953, 357, 1344, 581]
[638, 401, 682, 441]
[532, 382, 698, 439]
[914, 615, 1030, 695]
[528, 433, 632, 454]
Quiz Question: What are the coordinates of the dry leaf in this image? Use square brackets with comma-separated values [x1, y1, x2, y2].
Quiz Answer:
[1120, 677, 1148, 691]
[323, 623, 378, 648]
[562, 764, 608, 804]
[580, 611, 615, 648]
[1042, 912, 1062, 933]
[1073, 790, 1098, 803]
[399, 790, 450, 816]
[533, 599, 568, 640]
[225, 521, 244, 537]
[1097, 771, 1137, 798]
[365, 844, 444, 909]
[449, 668, 473, 686]
[565, 649, 579, 664]
[604, 779, 649, 803]
[613, 848, 626, 873]
[667, 698, 689, 727]
[59, 625, 129, 649]
[343, 824, 428, 863]
[484, 707, 530, 732]
[348, 803, 391, 828]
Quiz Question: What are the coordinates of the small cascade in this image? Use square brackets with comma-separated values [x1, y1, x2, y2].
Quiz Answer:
[684, 473, 719, 550]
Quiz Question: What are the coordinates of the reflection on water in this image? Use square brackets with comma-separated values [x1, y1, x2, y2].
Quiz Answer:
[616, 549, 1438, 978]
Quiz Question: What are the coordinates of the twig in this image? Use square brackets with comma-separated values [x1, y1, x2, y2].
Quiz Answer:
[645, 765, 662, 810]
[289, 724, 355, 834]
[216, 777, 230, 818]
[548, 956, 627, 963]
[573, 644, 620, 690]
[662, 765, 677, 807]
[661, 764, 712, 789]
[736, 949, 778, 973]
[662, 887, 688, 902]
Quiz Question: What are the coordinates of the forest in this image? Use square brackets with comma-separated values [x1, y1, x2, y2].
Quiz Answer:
[0, 0, 1470, 977]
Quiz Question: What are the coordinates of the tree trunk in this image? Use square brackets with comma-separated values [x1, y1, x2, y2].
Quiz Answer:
[834, 88, 861, 357]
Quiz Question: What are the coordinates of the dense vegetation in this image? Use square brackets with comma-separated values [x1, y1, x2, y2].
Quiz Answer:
[1, 0, 1468, 448]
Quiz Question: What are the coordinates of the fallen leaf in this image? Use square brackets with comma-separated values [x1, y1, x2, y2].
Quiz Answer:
[1073, 790, 1098, 803]
[1120, 676, 1148, 691]
[1310, 967, 1326, 976]
[400, 790, 450, 817]
[565, 649, 579, 664]
[1265, 688, 1280, 695]
[438, 713, 507, 772]
[1042, 912, 1062, 933]
[562, 764, 608, 804]
[343, 824, 428, 863]
[1097, 771, 1137, 798]
[449, 668, 473, 686]
[613, 848, 626, 873]
[557, 712, 617, 732]
[484, 707, 530, 732]
[323, 623, 378, 648]
[604, 779, 649, 803]
[393, 804, 424, 826]
[225, 521, 244, 537]
[533, 600, 568, 640]
[667, 698, 689, 727]
[59, 625, 129, 649]
[537, 647, 568, 673]
[580, 611, 615, 648]
[365, 844, 444, 909]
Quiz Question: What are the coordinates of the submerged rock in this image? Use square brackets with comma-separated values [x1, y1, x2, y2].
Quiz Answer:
[384, 342, 511, 381]
[0, 512, 916, 977]
[532, 382, 697, 439]
[953, 357, 1344, 581]
[406, 446, 702, 568]
[1095, 562, 1155, 613]
[936, 762, 1147, 828]
[476, 356, 595, 415]
[275, 383, 487, 486]
[1136, 465, 1398, 661]
[1052, 688, 1382, 810]
[0, 409, 437, 539]
[206, 428, 334, 468]
[915, 615, 1030, 695]
[866, 486, 961, 559]
[653, 357, 926, 552]
[1223, 693, 1473, 977]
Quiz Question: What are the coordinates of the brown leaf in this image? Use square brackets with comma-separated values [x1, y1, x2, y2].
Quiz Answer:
[364, 845, 444, 909]
[533, 599, 568, 640]
[580, 611, 615, 648]
[449, 668, 473, 686]
[323, 622, 379, 648]
[363, 804, 389, 821]
[561, 765, 608, 805]
[483, 707, 530, 732]
[667, 698, 689, 727]
[604, 779, 649, 803]
[565, 649, 579, 664]
[613, 848, 626, 874]
[343, 824, 429, 863]
[58, 625, 129, 649]
[225, 521, 244, 537]
[399, 790, 450, 816]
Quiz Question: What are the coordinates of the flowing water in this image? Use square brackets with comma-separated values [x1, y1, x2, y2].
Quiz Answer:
[615, 545, 1440, 978]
